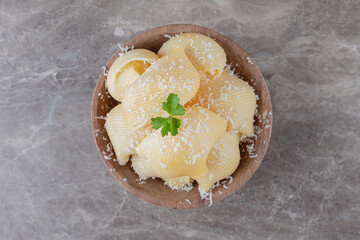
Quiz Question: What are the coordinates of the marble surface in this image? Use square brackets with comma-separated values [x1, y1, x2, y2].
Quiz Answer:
[1, 0, 359, 239]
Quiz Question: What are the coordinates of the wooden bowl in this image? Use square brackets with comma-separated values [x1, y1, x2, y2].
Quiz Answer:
[91, 24, 272, 209]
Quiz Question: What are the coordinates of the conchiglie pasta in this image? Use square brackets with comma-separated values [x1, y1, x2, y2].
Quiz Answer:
[130, 154, 158, 178]
[158, 33, 226, 77]
[163, 176, 191, 190]
[136, 106, 227, 179]
[107, 49, 159, 102]
[122, 47, 200, 129]
[105, 104, 151, 165]
[186, 70, 256, 136]
[131, 154, 191, 190]
[196, 132, 241, 192]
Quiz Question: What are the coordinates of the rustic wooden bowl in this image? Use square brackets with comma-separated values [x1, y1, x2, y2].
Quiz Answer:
[91, 24, 272, 209]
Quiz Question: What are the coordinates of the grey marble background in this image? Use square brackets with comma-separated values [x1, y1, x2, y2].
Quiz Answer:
[1, 0, 359, 239]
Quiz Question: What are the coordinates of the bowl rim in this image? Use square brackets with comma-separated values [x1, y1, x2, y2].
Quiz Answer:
[91, 24, 272, 209]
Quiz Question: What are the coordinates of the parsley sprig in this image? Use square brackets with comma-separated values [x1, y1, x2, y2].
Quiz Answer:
[151, 93, 185, 137]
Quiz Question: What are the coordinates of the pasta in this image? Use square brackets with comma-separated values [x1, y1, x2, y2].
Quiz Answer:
[122, 47, 200, 129]
[163, 176, 191, 190]
[186, 70, 256, 136]
[130, 154, 158, 178]
[103, 33, 257, 195]
[105, 104, 151, 165]
[158, 33, 226, 77]
[135, 106, 227, 179]
[131, 154, 191, 190]
[107, 49, 159, 102]
[196, 132, 241, 192]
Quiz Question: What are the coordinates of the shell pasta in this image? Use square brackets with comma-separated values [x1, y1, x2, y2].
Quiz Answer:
[103, 33, 256, 194]
[105, 104, 150, 165]
[131, 154, 191, 190]
[158, 33, 226, 77]
[122, 47, 200, 129]
[195, 132, 241, 192]
[186, 70, 256, 136]
[136, 106, 227, 179]
[107, 49, 159, 102]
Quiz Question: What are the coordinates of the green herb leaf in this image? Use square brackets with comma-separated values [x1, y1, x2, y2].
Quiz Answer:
[172, 104, 185, 116]
[162, 93, 185, 116]
[150, 117, 166, 130]
[160, 118, 171, 137]
[170, 117, 181, 136]
[150, 93, 185, 137]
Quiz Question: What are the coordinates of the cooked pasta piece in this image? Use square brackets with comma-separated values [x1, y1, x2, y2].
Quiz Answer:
[130, 154, 158, 178]
[186, 70, 256, 136]
[163, 176, 191, 190]
[107, 49, 159, 102]
[196, 132, 241, 192]
[105, 104, 151, 165]
[131, 154, 191, 190]
[158, 33, 226, 77]
[122, 47, 200, 129]
[136, 106, 227, 178]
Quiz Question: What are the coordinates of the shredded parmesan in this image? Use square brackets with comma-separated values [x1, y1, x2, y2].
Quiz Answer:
[209, 190, 213, 206]
[246, 57, 253, 65]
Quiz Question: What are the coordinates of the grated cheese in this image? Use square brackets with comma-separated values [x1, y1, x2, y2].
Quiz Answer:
[95, 116, 106, 120]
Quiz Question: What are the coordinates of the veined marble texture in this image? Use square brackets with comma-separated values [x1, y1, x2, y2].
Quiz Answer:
[0, 0, 359, 239]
